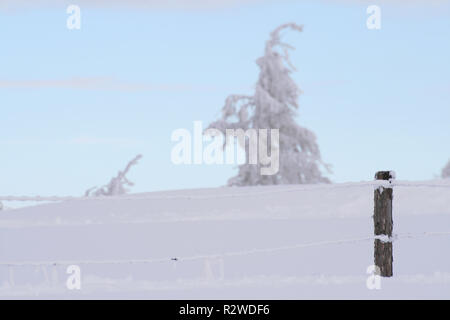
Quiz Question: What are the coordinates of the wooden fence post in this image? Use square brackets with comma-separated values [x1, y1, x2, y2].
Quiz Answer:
[374, 171, 394, 277]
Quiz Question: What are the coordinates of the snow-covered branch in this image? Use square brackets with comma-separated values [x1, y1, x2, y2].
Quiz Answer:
[85, 154, 143, 197]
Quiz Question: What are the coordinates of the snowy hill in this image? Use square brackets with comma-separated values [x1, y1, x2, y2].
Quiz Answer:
[1, 181, 450, 299]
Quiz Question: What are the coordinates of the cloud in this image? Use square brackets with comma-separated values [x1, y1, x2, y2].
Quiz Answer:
[0, 136, 144, 146]
[1, 0, 449, 10]
[70, 136, 144, 146]
[1, 0, 448, 13]
[0, 77, 113, 90]
[0, 0, 269, 11]
[0, 77, 249, 92]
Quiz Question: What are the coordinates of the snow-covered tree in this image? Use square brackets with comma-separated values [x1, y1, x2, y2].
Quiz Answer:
[85, 154, 143, 196]
[208, 23, 330, 186]
[442, 160, 450, 179]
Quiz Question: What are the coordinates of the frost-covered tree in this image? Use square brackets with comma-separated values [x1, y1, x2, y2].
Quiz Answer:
[442, 160, 450, 179]
[208, 23, 330, 186]
[85, 154, 143, 196]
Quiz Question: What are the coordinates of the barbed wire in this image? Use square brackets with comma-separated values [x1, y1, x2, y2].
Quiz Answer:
[1, 231, 449, 268]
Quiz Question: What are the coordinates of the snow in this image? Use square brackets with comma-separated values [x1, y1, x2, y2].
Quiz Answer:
[0, 181, 450, 299]
[389, 171, 396, 180]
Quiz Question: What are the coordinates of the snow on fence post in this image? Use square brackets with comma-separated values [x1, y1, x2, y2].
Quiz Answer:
[374, 171, 394, 277]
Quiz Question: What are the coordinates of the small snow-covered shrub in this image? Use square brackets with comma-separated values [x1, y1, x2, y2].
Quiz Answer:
[85, 154, 143, 197]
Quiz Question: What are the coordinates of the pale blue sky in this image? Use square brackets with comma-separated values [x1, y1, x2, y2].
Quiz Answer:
[1, 0, 449, 197]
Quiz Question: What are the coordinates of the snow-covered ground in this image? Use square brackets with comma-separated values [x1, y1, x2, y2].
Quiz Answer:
[1, 181, 450, 299]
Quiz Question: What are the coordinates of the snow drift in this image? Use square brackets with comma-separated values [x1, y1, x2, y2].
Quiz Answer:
[0, 181, 449, 299]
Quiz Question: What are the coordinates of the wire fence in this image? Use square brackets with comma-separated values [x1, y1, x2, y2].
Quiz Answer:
[1, 180, 450, 203]
[1, 180, 450, 270]
[1, 231, 450, 268]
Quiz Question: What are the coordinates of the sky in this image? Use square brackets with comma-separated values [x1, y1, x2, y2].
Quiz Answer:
[0, 0, 449, 198]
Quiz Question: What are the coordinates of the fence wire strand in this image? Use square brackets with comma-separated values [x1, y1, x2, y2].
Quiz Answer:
[1, 231, 450, 268]
[1, 180, 450, 203]
[1, 181, 449, 268]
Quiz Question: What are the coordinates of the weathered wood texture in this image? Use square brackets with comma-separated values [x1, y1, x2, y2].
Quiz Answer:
[374, 171, 394, 277]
